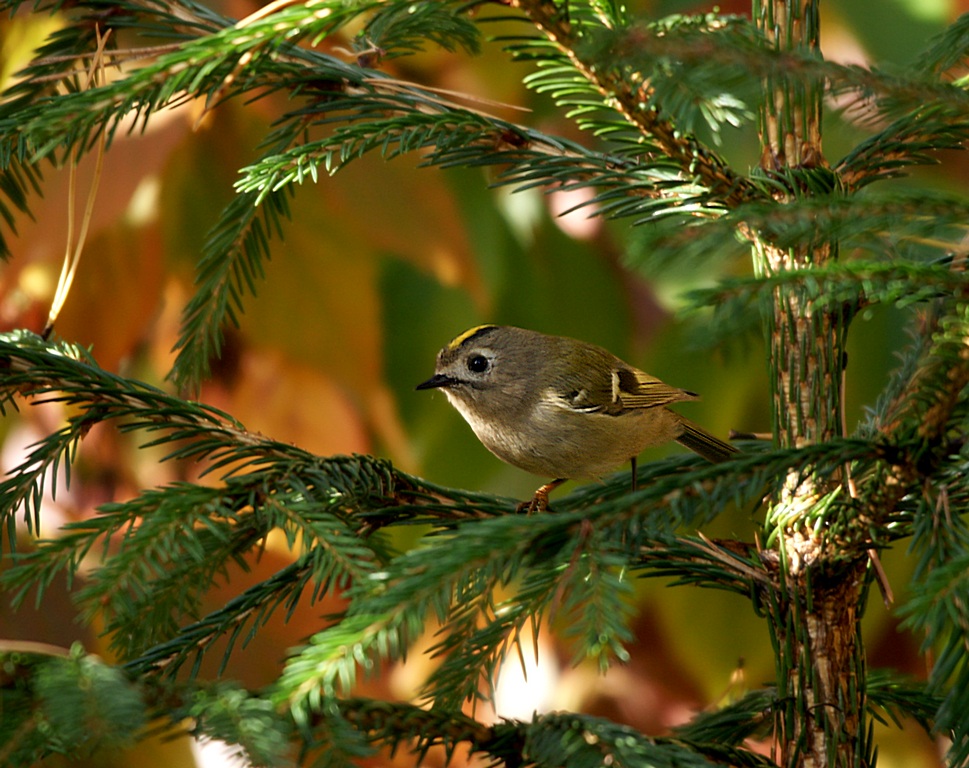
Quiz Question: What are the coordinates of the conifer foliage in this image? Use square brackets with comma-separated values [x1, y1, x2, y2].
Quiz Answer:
[1, 0, 968, 767]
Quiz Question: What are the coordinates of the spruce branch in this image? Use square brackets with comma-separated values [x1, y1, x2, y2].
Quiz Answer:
[865, 670, 945, 735]
[0, 330, 300, 537]
[494, 710, 776, 768]
[175, 681, 294, 767]
[0, 332, 497, 675]
[0, 655, 295, 767]
[0, 3, 367, 164]
[77, 489, 390, 662]
[898, 554, 969, 765]
[275, 512, 588, 713]
[915, 11, 969, 77]
[854, 293, 969, 533]
[0, 153, 42, 259]
[885, 294, 969, 764]
[682, 259, 968, 346]
[506, 7, 969, 160]
[507, 0, 759, 206]
[672, 689, 776, 746]
[671, 672, 944, 748]
[274, 440, 913, 716]
[634, 534, 770, 596]
[232, 102, 717, 231]
[355, 0, 481, 61]
[3, 651, 946, 768]
[837, 104, 969, 191]
[121, 558, 327, 678]
[627, 191, 969, 272]
[319, 700, 780, 768]
[0, 644, 147, 765]
[170, 187, 293, 390]
[331, 698, 491, 765]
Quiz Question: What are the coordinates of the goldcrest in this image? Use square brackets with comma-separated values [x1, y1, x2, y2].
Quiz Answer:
[417, 325, 737, 512]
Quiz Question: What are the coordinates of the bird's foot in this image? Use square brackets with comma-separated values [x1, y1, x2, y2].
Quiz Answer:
[516, 479, 566, 514]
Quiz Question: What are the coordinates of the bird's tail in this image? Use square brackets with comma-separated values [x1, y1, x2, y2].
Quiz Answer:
[675, 417, 737, 463]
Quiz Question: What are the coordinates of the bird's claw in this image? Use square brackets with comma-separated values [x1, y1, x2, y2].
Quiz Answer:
[516, 479, 566, 514]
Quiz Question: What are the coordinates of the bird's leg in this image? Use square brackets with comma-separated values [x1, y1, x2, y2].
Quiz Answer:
[517, 478, 567, 514]
[630, 456, 638, 492]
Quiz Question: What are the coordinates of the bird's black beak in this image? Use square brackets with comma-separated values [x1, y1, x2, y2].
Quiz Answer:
[416, 373, 455, 391]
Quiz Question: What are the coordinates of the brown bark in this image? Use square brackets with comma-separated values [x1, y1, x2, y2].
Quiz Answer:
[754, 2, 869, 766]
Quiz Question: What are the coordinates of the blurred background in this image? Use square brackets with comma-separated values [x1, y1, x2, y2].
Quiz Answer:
[1, 0, 965, 765]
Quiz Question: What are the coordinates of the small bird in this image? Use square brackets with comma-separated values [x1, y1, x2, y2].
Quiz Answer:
[417, 325, 737, 512]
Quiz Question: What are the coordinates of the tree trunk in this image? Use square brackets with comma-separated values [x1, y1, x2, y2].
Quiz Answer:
[753, 1, 870, 766]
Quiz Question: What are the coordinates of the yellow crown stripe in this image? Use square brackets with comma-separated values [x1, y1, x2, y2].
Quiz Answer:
[447, 324, 497, 351]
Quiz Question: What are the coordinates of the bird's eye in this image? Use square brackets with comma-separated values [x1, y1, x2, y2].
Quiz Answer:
[467, 354, 490, 373]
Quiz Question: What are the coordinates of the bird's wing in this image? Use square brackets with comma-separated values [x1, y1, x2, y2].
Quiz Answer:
[615, 367, 699, 410]
[548, 362, 697, 414]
